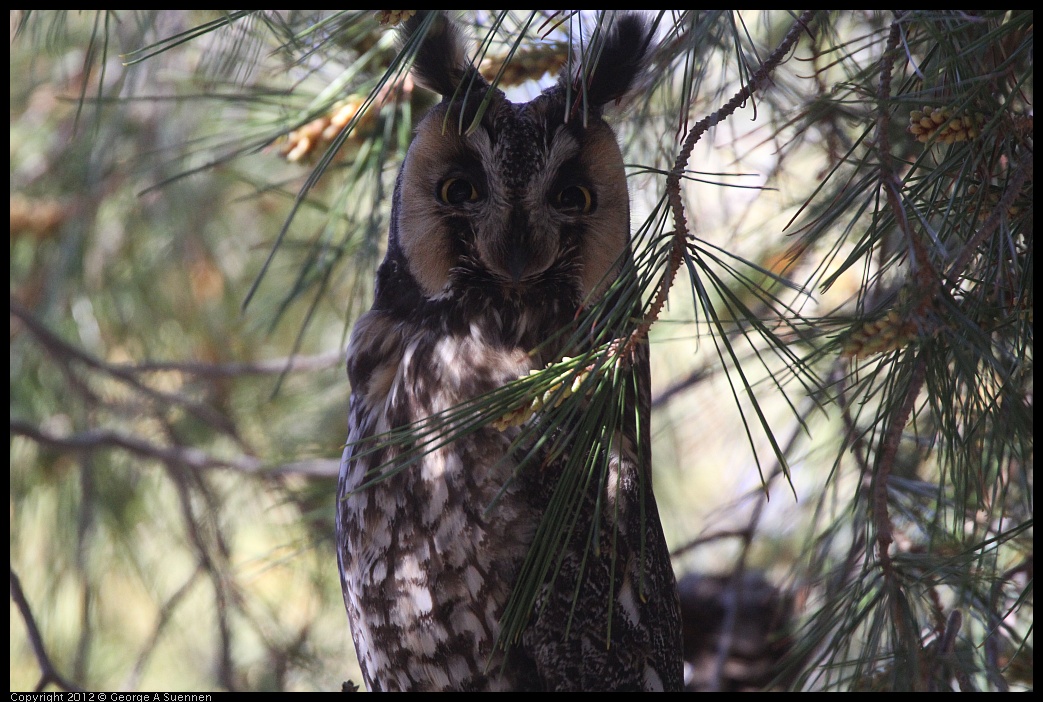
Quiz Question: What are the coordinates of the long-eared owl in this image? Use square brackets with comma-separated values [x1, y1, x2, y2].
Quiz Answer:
[336, 11, 682, 691]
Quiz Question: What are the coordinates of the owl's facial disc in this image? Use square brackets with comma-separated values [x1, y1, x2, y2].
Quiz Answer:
[397, 95, 630, 302]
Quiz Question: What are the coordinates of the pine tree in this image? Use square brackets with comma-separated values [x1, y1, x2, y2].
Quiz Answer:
[10, 11, 1032, 691]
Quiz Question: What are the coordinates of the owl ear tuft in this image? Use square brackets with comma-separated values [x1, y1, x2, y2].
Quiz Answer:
[400, 11, 485, 98]
[562, 13, 654, 108]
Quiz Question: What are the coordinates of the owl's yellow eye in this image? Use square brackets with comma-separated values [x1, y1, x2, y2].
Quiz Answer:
[439, 178, 479, 205]
[556, 185, 593, 213]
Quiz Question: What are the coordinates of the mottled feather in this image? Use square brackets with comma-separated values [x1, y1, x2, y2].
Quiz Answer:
[336, 11, 681, 691]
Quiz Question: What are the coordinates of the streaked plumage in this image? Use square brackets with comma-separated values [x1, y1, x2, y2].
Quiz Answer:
[336, 11, 682, 691]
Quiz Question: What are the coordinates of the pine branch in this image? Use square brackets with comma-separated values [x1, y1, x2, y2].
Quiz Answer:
[623, 10, 820, 360]
[10, 419, 339, 478]
[10, 567, 85, 693]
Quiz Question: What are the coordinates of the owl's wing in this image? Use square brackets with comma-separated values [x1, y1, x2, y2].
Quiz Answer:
[336, 392, 378, 688]
[517, 342, 683, 691]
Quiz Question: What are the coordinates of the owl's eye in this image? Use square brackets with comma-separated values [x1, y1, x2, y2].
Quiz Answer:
[439, 178, 479, 206]
[555, 185, 593, 214]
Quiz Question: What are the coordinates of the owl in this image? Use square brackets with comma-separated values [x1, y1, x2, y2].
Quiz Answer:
[336, 11, 682, 691]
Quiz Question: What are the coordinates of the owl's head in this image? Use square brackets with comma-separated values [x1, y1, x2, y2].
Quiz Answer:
[384, 12, 653, 308]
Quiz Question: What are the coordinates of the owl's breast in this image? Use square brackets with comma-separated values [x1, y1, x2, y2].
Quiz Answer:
[337, 310, 545, 690]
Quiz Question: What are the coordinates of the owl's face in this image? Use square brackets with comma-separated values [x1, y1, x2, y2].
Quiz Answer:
[386, 14, 648, 310]
[396, 93, 631, 304]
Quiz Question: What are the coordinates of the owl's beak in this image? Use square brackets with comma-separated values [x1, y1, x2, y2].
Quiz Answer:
[505, 241, 530, 283]
[505, 208, 532, 283]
